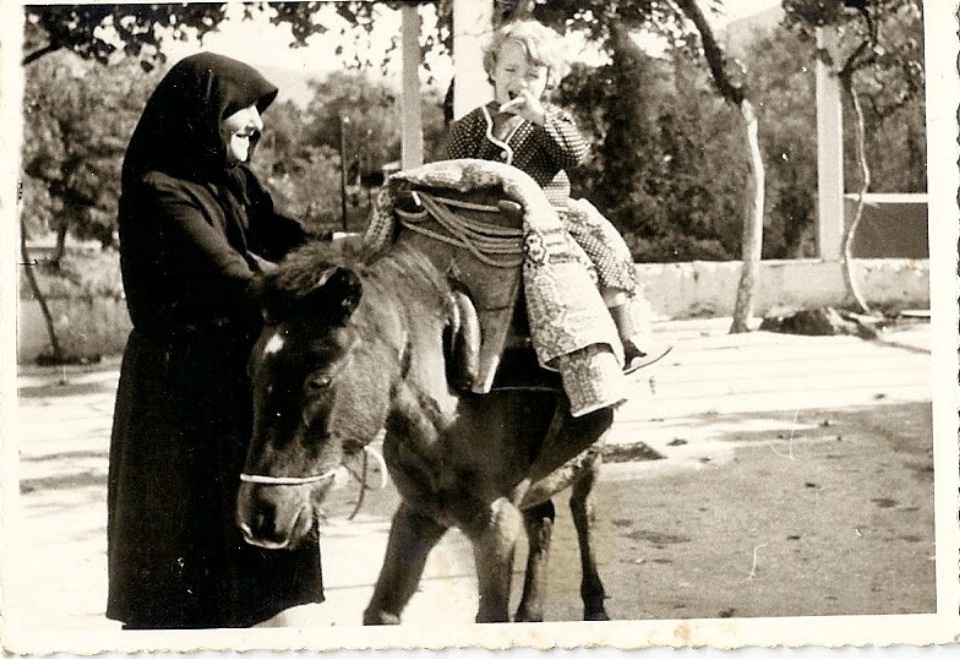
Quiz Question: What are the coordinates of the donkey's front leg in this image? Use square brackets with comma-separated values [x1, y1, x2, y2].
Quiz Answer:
[465, 497, 522, 623]
[514, 499, 555, 622]
[364, 503, 448, 625]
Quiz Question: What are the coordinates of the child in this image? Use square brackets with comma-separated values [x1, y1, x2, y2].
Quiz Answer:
[443, 20, 670, 370]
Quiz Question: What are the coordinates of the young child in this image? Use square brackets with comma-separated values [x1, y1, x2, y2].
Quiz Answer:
[443, 20, 670, 370]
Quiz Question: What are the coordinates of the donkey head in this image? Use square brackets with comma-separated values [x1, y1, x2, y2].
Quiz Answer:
[237, 263, 395, 549]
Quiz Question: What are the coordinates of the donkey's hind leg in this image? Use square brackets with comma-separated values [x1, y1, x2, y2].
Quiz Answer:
[363, 503, 447, 625]
[514, 499, 556, 623]
[570, 458, 610, 621]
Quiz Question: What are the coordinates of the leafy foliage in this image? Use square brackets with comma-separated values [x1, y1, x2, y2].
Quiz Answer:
[783, 0, 924, 117]
[557, 27, 746, 261]
[21, 53, 161, 249]
[23, 4, 230, 66]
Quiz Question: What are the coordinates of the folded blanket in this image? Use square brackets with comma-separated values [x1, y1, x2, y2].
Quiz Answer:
[363, 159, 627, 416]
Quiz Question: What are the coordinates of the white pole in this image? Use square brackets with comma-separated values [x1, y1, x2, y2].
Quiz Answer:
[401, 4, 424, 169]
[452, 0, 494, 119]
[815, 25, 844, 262]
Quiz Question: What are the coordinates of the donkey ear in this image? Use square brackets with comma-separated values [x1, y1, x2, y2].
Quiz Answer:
[312, 266, 362, 323]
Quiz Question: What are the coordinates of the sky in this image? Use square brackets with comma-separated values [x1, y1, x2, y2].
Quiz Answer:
[161, 0, 783, 103]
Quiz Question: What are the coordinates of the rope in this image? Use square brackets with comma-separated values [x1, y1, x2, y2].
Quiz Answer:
[238, 446, 386, 491]
[426, 194, 525, 237]
[396, 192, 525, 268]
[239, 469, 337, 486]
[346, 444, 389, 520]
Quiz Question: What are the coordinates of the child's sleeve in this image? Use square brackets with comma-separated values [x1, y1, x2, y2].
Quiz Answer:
[535, 105, 590, 170]
[441, 109, 483, 160]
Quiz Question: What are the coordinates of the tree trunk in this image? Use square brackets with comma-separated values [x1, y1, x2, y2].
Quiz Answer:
[675, 0, 765, 334]
[841, 81, 872, 314]
[52, 221, 68, 268]
[730, 99, 765, 333]
[19, 217, 64, 362]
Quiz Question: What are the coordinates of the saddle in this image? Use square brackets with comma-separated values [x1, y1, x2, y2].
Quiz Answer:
[391, 184, 561, 394]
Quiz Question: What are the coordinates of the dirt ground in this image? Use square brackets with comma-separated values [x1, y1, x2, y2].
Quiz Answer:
[5, 317, 938, 643]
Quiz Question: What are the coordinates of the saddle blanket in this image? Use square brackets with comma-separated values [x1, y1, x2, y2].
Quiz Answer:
[363, 159, 627, 416]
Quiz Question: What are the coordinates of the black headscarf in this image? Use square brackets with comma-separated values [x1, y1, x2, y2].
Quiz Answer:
[121, 52, 278, 188]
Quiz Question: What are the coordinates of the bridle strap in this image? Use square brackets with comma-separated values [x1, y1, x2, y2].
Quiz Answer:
[239, 446, 389, 488]
[239, 470, 337, 486]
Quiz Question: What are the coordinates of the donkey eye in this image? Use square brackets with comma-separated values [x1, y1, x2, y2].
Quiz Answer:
[307, 374, 333, 391]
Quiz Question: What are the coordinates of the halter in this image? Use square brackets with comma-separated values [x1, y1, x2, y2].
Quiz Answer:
[239, 470, 336, 486]
[239, 444, 388, 489]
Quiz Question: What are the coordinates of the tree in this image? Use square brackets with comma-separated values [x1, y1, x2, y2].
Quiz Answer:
[784, 0, 925, 314]
[22, 54, 159, 259]
[739, 25, 819, 259]
[663, 0, 765, 334]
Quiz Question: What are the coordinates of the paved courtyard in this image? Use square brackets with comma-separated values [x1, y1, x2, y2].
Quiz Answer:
[6, 316, 937, 640]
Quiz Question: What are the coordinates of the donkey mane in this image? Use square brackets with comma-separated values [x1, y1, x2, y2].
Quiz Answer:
[261, 236, 452, 327]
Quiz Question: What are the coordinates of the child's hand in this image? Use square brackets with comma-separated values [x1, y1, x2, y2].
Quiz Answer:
[499, 88, 546, 125]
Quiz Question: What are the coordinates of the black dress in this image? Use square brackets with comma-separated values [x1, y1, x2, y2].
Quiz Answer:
[107, 52, 324, 629]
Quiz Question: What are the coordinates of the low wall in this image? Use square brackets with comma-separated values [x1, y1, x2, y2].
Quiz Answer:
[18, 296, 132, 363]
[636, 258, 930, 319]
[17, 258, 930, 363]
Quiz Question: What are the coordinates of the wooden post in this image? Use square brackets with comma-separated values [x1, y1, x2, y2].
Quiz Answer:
[452, 0, 494, 119]
[815, 25, 844, 262]
[339, 115, 350, 230]
[401, 3, 424, 169]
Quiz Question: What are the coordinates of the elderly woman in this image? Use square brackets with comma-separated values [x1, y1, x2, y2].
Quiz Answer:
[107, 52, 323, 629]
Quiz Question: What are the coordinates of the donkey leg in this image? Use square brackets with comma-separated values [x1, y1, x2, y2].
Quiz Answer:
[514, 499, 556, 623]
[363, 503, 447, 625]
[465, 497, 522, 623]
[570, 459, 610, 621]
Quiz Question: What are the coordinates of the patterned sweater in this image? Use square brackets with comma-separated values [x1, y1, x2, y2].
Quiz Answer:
[442, 101, 590, 207]
[443, 102, 637, 297]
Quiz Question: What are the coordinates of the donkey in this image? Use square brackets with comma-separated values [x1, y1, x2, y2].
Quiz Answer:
[236, 236, 613, 624]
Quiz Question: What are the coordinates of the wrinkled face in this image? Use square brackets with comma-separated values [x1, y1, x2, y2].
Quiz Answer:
[492, 39, 549, 106]
[220, 104, 263, 167]
[237, 268, 393, 549]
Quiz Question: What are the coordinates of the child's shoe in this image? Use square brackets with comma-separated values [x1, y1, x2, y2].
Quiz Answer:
[622, 336, 673, 373]
[608, 302, 672, 372]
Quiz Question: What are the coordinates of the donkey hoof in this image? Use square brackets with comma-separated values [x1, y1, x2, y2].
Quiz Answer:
[514, 608, 544, 623]
[363, 610, 401, 625]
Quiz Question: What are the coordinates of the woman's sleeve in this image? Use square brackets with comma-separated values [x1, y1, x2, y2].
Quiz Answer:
[533, 105, 590, 170]
[120, 174, 258, 322]
[242, 168, 310, 262]
[139, 176, 259, 311]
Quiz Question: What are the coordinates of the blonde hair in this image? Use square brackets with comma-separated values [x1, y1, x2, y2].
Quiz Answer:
[482, 20, 568, 89]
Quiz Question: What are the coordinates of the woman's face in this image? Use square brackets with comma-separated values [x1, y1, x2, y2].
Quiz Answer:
[491, 39, 549, 106]
[220, 104, 264, 167]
